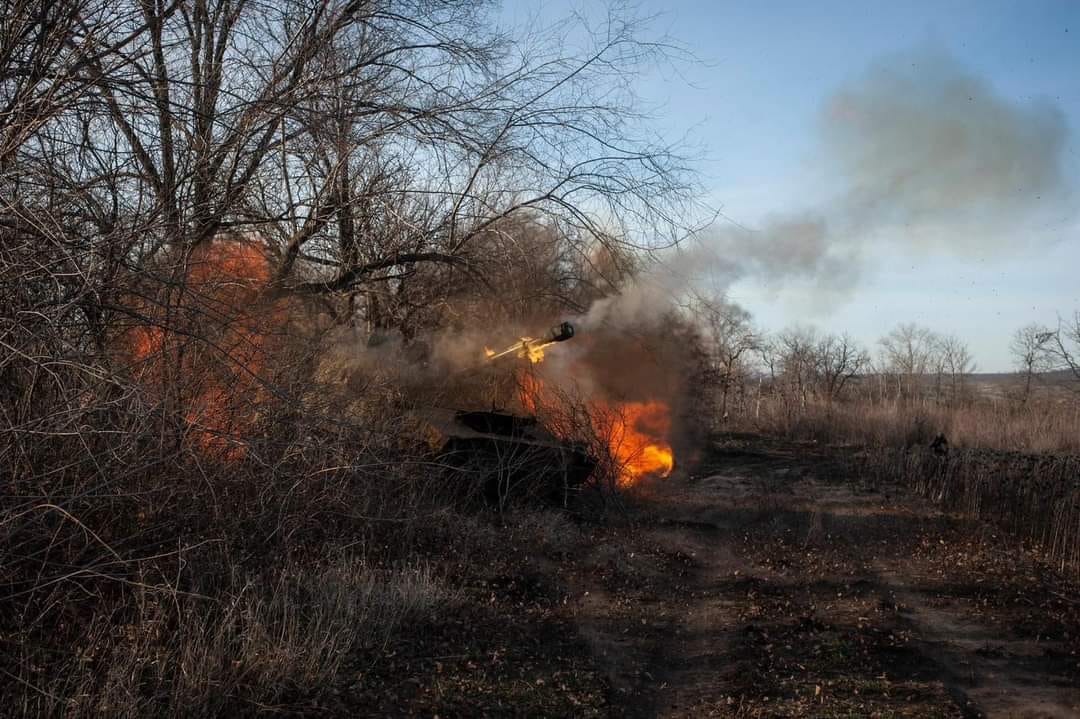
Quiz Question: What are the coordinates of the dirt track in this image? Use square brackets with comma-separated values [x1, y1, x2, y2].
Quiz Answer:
[563, 435, 1080, 718]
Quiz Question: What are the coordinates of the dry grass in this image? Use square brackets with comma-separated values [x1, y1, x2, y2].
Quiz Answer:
[9, 557, 453, 717]
[746, 393, 1080, 577]
[846, 447, 1080, 576]
[754, 396, 1080, 454]
[0, 349, 470, 716]
[508, 509, 585, 554]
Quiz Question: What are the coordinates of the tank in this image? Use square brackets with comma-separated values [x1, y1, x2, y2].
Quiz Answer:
[414, 407, 596, 507]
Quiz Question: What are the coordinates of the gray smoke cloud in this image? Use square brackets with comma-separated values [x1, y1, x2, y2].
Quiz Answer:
[316, 46, 1073, 432]
[826, 45, 1069, 248]
[577, 212, 862, 326]
[684, 45, 1073, 307]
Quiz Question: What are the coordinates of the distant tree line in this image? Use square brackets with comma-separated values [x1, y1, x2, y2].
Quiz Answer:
[689, 294, 1080, 423]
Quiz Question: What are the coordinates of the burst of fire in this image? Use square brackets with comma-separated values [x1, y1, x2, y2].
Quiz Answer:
[484, 337, 556, 364]
[484, 323, 575, 365]
[518, 372, 674, 487]
[124, 238, 278, 459]
[598, 399, 675, 486]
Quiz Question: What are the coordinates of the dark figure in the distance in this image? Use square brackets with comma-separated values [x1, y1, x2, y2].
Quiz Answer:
[930, 433, 949, 458]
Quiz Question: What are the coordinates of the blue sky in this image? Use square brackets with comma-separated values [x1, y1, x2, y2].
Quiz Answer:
[504, 1, 1080, 371]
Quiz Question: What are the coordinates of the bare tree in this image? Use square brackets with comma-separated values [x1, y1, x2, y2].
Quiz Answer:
[775, 326, 819, 408]
[878, 322, 939, 400]
[815, 332, 870, 403]
[1009, 323, 1053, 404]
[253, 2, 700, 306]
[1038, 313, 1080, 391]
[0, 0, 701, 435]
[690, 293, 759, 420]
[936, 333, 975, 405]
[10, 0, 697, 332]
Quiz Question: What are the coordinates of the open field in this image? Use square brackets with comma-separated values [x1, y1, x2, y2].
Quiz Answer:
[429, 431, 1080, 718]
[292, 433, 1080, 717]
[752, 392, 1080, 456]
[569, 435, 1080, 717]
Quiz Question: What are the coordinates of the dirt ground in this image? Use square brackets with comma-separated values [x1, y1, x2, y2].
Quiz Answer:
[350, 433, 1080, 717]
[559, 434, 1080, 718]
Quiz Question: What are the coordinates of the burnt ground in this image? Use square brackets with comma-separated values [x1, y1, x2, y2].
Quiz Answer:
[344, 433, 1080, 717]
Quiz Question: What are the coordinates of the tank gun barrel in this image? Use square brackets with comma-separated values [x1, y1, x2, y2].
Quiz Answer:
[484, 321, 576, 364]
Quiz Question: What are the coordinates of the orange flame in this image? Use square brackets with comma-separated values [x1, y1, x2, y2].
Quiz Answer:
[124, 238, 278, 459]
[518, 372, 674, 487]
[595, 400, 675, 486]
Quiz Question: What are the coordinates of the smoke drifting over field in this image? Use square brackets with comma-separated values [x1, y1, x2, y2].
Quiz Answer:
[551, 45, 1074, 425]
[316, 46, 1075, 480]
[696, 46, 1073, 304]
[828, 48, 1068, 240]
[326, 46, 1075, 409]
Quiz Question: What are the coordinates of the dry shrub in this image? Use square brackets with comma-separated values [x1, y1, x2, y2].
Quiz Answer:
[0, 311, 468, 715]
[0, 222, 624, 712]
[514, 375, 627, 507]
